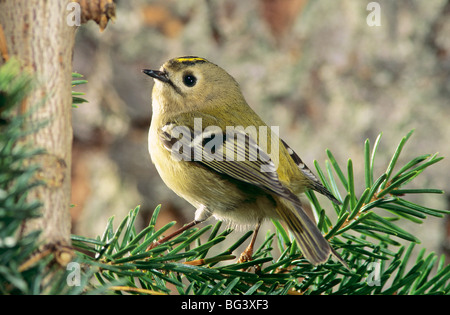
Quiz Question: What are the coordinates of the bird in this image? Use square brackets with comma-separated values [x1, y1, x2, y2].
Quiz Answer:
[143, 56, 346, 267]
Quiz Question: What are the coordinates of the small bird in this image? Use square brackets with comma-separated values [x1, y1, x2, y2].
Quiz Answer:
[143, 56, 345, 266]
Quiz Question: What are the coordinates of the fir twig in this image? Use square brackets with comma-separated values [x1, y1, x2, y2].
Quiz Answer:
[72, 129, 449, 294]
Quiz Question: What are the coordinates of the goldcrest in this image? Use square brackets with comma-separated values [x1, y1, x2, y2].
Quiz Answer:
[143, 56, 345, 266]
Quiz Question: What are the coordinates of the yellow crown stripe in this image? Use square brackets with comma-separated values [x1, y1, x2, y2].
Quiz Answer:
[174, 57, 207, 63]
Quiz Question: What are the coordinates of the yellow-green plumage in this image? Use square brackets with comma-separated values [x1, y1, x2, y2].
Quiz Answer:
[145, 56, 343, 266]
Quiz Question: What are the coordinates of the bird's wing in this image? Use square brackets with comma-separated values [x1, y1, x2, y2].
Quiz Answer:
[158, 122, 293, 201]
[280, 139, 341, 205]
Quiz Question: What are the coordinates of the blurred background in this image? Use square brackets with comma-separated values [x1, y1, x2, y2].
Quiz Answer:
[70, 0, 450, 261]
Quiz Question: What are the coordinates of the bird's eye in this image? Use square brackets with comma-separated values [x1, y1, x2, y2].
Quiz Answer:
[183, 74, 197, 87]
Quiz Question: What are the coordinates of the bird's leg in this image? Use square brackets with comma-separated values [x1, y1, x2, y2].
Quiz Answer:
[237, 221, 262, 263]
[147, 205, 211, 251]
[146, 220, 198, 251]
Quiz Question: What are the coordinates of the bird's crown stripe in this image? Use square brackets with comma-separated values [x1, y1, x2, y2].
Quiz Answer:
[174, 57, 207, 64]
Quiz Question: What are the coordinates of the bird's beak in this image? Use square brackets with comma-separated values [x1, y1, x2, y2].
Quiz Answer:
[142, 69, 170, 83]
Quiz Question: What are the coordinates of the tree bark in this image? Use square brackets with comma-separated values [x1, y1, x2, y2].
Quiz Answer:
[0, 1, 76, 264]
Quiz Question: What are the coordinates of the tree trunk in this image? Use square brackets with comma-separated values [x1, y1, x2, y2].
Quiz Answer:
[0, 1, 76, 264]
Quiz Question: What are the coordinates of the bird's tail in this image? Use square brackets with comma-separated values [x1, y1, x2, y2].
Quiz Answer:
[276, 196, 348, 268]
[276, 200, 330, 265]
